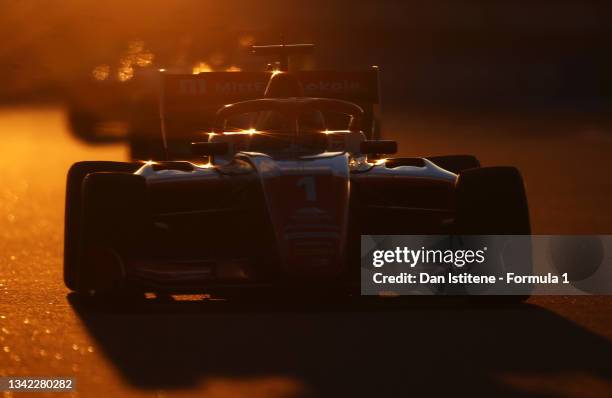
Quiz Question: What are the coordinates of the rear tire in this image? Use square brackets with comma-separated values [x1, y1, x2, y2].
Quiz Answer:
[66, 107, 99, 143]
[64, 162, 140, 291]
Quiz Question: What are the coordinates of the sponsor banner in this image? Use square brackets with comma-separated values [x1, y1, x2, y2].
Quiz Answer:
[163, 72, 270, 106]
[361, 235, 612, 295]
[300, 70, 379, 103]
[162, 70, 379, 110]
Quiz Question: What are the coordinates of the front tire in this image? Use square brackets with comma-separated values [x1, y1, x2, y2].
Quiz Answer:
[64, 162, 141, 291]
[427, 155, 480, 174]
[75, 172, 148, 296]
[454, 166, 532, 301]
[455, 166, 530, 234]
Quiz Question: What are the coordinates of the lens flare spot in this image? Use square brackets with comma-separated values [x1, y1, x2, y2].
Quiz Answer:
[375, 158, 388, 165]
[117, 65, 134, 82]
[135, 51, 154, 67]
[192, 62, 212, 74]
[92, 65, 110, 81]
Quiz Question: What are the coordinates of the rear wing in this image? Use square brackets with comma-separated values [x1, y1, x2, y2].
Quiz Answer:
[160, 68, 381, 158]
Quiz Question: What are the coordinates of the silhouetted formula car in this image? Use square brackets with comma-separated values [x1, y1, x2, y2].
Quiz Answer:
[64, 45, 530, 299]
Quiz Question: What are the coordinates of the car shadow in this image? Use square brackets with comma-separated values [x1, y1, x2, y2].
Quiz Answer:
[68, 294, 612, 397]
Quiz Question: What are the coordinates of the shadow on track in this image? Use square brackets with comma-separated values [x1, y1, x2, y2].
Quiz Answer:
[68, 294, 612, 397]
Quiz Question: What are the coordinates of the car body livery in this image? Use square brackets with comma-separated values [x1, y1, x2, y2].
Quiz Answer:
[64, 45, 531, 299]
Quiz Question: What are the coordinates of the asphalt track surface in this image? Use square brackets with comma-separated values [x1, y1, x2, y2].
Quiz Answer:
[1, 106, 612, 397]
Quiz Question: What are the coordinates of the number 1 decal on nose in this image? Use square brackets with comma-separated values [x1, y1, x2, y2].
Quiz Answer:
[297, 176, 317, 201]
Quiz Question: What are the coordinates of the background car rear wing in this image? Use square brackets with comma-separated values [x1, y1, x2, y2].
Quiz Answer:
[160, 68, 381, 157]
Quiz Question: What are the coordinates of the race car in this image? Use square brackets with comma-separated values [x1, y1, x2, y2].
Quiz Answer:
[64, 45, 531, 299]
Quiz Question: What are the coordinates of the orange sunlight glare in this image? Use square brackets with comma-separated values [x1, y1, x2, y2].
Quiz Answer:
[192, 62, 213, 74]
